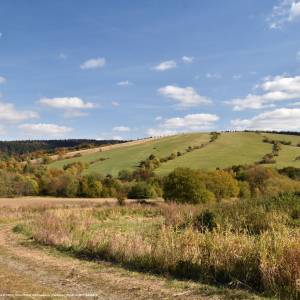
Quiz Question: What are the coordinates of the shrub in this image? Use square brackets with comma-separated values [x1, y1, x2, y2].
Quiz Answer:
[238, 181, 251, 199]
[128, 182, 156, 199]
[193, 210, 217, 231]
[163, 168, 215, 204]
[22, 177, 39, 196]
[63, 161, 87, 174]
[78, 175, 102, 198]
[118, 169, 133, 181]
[201, 170, 240, 201]
[244, 166, 274, 196]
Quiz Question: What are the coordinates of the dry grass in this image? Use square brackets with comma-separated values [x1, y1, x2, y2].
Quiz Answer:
[14, 200, 300, 299]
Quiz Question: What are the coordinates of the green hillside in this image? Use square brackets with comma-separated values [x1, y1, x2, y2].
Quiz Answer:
[49, 132, 300, 176]
[50, 133, 211, 176]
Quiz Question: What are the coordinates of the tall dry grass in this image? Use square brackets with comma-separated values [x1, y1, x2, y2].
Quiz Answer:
[18, 201, 300, 298]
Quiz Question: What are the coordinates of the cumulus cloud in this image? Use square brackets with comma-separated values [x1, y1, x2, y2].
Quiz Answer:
[290, 1, 300, 19]
[113, 126, 130, 132]
[268, 0, 300, 29]
[19, 123, 72, 137]
[148, 113, 219, 136]
[226, 75, 300, 111]
[111, 101, 120, 107]
[182, 56, 194, 63]
[158, 85, 211, 107]
[117, 80, 132, 86]
[80, 57, 106, 70]
[39, 97, 95, 109]
[154, 60, 177, 71]
[0, 102, 38, 122]
[0, 76, 6, 84]
[161, 114, 219, 130]
[147, 128, 177, 137]
[231, 108, 300, 131]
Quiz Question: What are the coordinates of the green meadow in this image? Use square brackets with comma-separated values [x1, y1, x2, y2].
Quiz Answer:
[50, 132, 300, 176]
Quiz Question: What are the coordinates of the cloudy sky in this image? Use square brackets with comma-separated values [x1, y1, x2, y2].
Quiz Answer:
[0, 0, 300, 140]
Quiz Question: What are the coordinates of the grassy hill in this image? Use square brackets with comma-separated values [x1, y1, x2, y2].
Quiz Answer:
[50, 133, 211, 176]
[49, 131, 300, 176]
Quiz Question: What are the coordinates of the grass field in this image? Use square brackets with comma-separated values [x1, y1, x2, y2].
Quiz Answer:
[49, 132, 300, 176]
[156, 132, 271, 175]
[263, 133, 300, 146]
[0, 197, 267, 300]
[12, 196, 300, 298]
[50, 133, 211, 176]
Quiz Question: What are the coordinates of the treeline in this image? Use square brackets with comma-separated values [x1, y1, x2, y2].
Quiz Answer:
[246, 130, 300, 136]
[1, 155, 300, 203]
[0, 139, 125, 157]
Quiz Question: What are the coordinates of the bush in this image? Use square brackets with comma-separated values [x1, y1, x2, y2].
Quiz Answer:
[238, 181, 251, 198]
[193, 210, 217, 231]
[279, 167, 300, 180]
[128, 182, 156, 199]
[118, 169, 133, 181]
[163, 168, 215, 204]
[244, 166, 274, 196]
[201, 170, 240, 201]
[78, 175, 102, 198]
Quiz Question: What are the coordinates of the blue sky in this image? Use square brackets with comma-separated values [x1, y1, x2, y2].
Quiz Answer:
[0, 0, 300, 140]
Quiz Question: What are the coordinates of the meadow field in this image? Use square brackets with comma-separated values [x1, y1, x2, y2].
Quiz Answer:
[49, 132, 300, 176]
[0, 197, 268, 300]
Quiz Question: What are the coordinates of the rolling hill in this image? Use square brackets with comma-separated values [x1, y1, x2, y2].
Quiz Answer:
[49, 132, 300, 176]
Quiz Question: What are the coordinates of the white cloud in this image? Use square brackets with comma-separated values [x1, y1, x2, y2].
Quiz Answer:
[148, 113, 219, 136]
[182, 56, 194, 63]
[155, 116, 163, 121]
[80, 57, 106, 70]
[268, 0, 300, 29]
[111, 101, 120, 107]
[117, 80, 132, 86]
[290, 1, 300, 20]
[158, 85, 211, 107]
[112, 135, 124, 140]
[0, 32, 2, 39]
[97, 132, 125, 140]
[161, 114, 219, 130]
[231, 108, 300, 131]
[113, 126, 130, 132]
[226, 75, 300, 111]
[0, 102, 38, 122]
[39, 97, 95, 109]
[206, 72, 222, 79]
[154, 60, 177, 71]
[19, 123, 72, 137]
[0, 76, 6, 84]
[147, 128, 177, 137]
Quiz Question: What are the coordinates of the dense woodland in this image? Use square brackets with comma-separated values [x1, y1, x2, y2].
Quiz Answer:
[0, 139, 125, 156]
